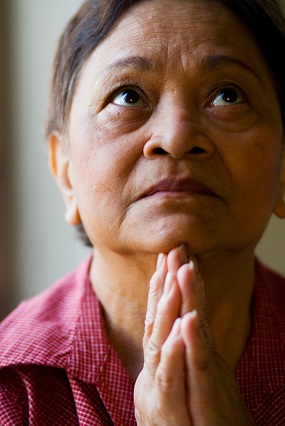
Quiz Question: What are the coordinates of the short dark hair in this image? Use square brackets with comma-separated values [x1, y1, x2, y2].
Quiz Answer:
[46, 0, 285, 247]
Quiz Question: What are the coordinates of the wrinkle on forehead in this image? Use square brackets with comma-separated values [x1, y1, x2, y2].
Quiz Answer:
[99, 0, 260, 74]
[70, 0, 277, 120]
[115, 0, 236, 40]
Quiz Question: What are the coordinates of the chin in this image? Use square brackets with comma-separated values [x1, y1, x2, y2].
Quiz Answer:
[133, 228, 202, 256]
[118, 214, 220, 256]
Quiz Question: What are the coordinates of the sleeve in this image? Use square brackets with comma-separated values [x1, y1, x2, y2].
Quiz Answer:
[1, 364, 81, 425]
[0, 367, 29, 426]
[255, 386, 285, 426]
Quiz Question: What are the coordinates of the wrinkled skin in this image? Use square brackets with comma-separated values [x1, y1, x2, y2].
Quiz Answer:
[49, 0, 285, 423]
[134, 246, 254, 425]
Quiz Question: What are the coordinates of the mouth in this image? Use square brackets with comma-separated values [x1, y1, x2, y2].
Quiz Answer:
[141, 178, 217, 199]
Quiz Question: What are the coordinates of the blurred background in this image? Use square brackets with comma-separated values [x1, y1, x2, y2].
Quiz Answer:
[0, 0, 284, 320]
[0, 0, 91, 319]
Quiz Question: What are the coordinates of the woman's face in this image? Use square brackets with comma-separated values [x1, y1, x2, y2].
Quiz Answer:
[62, 0, 284, 258]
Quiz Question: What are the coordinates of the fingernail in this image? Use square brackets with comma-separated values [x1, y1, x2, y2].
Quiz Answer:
[189, 309, 198, 319]
[178, 243, 187, 263]
[189, 256, 199, 273]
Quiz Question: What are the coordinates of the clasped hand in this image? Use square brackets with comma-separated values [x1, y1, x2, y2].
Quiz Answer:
[134, 245, 254, 425]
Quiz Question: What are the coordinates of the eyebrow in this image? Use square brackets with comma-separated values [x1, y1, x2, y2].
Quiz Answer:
[98, 53, 261, 83]
[200, 54, 261, 82]
[99, 56, 152, 77]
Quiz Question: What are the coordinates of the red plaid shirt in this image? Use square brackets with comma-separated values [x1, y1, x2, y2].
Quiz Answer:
[0, 257, 284, 425]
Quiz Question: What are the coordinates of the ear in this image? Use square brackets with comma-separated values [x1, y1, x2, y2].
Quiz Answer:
[48, 132, 81, 225]
[273, 150, 285, 219]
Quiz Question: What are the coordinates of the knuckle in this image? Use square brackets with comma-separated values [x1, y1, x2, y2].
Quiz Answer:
[146, 338, 161, 365]
[143, 331, 151, 350]
[155, 366, 176, 394]
[144, 342, 161, 373]
[147, 337, 161, 357]
[145, 313, 154, 329]
[149, 273, 164, 296]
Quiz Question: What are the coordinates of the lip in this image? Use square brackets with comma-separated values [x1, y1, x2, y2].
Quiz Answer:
[140, 177, 217, 199]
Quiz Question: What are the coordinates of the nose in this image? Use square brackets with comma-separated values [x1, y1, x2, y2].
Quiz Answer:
[143, 110, 215, 160]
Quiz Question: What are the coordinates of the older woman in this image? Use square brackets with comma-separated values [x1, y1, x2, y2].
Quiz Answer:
[0, 0, 285, 424]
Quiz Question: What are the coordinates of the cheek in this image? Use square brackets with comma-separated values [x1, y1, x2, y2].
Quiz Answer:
[232, 133, 282, 223]
[251, 140, 281, 192]
[68, 121, 142, 227]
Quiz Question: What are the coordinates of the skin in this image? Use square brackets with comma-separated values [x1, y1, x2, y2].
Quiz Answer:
[49, 0, 285, 423]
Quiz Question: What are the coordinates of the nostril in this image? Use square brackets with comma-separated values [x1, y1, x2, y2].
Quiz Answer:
[189, 146, 206, 154]
[153, 147, 167, 155]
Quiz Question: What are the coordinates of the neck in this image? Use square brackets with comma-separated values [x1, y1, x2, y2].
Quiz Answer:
[90, 247, 255, 380]
[196, 250, 254, 368]
[90, 248, 156, 381]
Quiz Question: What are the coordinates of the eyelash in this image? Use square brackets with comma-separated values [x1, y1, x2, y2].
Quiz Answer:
[107, 82, 247, 110]
[208, 84, 247, 107]
[109, 86, 149, 108]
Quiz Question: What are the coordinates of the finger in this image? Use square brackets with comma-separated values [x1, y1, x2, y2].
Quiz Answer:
[177, 261, 212, 346]
[144, 253, 167, 348]
[181, 312, 254, 425]
[181, 309, 218, 398]
[154, 319, 191, 423]
[181, 310, 211, 372]
[135, 319, 192, 426]
[167, 244, 188, 274]
[177, 260, 202, 317]
[145, 273, 181, 375]
[181, 310, 217, 420]
[188, 255, 199, 273]
[156, 319, 185, 398]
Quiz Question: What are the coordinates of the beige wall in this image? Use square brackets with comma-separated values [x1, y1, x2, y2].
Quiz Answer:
[1, 0, 284, 318]
[1, 0, 90, 319]
[0, 2, 14, 317]
[256, 216, 285, 273]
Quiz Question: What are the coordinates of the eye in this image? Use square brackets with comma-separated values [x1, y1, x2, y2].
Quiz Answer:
[212, 87, 244, 107]
[112, 88, 147, 108]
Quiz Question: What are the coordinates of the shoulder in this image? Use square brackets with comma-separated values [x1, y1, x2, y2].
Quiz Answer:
[0, 364, 81, 425]
[255, 260, 285, 329]
[256, 385, 285, 426]
[236, 261, 285, 422]
[0, 256, 92, 369]
[253, 259, 285, 370]
[256, 260, 285, 289]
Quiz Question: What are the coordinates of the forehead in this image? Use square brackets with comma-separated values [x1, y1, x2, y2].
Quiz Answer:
[90, 0, 265, 71]
[70, 0, 274, 108]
